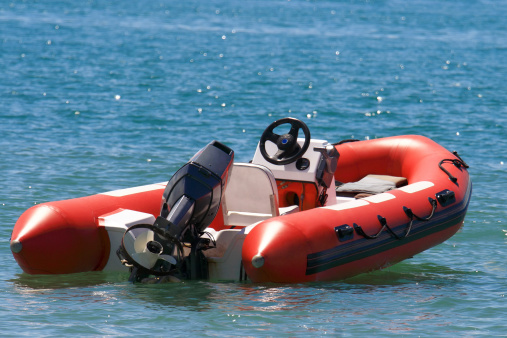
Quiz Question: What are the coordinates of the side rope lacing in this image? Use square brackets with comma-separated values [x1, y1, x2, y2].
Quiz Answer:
[353, 215, 402, 240]
[353, 221, 383, 240]
[439, 151, 470, 183]
[401, 197, 438, 238]
[353, 198, 438, 240]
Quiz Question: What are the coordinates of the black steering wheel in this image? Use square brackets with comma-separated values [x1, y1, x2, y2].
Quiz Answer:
[259, 117, 311, 165]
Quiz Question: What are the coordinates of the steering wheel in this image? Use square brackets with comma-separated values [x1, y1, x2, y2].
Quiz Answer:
[259, 117, 311, 165]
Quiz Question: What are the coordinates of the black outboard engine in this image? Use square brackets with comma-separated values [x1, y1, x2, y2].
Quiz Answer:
[117, 140, 234, 282]
[158, 140, 234, 242]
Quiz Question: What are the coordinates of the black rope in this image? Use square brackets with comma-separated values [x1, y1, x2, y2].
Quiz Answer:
[378, 215, 405, 240]
[438, 151, 469, 184]
[438, 159, 459, 183]
[354, 198, 438, 240]
[404, 198, 437, 222]
[353, 215, 405, 240]
[353, 222, 385, 239]
[452, 151, 469, 168]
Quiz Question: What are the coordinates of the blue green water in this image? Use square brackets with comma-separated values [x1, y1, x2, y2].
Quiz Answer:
[1, 0, 506, 336]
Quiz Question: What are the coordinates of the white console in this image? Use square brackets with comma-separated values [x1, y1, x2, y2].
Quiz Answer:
[252, 138, 337, 206]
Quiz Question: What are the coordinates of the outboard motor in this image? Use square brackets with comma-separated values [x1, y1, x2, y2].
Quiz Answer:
[117, 140, 234, 282]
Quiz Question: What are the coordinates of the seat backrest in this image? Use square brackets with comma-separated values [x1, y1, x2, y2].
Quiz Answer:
[222, 163, 279, 226]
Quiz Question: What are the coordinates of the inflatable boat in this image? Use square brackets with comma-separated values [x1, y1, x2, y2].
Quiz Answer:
[10, 118, 472, 283]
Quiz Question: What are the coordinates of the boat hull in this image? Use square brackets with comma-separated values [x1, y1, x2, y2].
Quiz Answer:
[10, 135, 471, 282]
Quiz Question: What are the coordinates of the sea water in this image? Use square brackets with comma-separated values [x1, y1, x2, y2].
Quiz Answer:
[1, 0, 506, 336]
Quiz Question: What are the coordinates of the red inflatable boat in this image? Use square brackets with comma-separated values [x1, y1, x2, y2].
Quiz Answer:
[10, 118, 471, 283]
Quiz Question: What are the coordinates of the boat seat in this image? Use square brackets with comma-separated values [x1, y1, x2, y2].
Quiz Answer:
[336, 174, 408, 199]
[222, 163, 298, 226]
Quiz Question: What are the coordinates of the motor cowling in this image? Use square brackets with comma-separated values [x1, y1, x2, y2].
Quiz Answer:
[159, 140, 234, 240]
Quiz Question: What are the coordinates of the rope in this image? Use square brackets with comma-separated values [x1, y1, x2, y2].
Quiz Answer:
[354, 198, 438, 240]
[438, 151, 469, 184]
